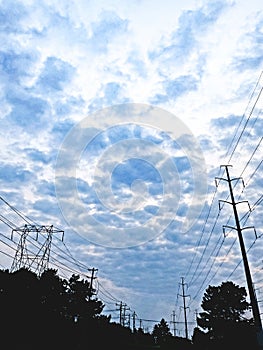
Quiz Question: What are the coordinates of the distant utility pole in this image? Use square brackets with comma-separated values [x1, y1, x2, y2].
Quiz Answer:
[179, 277, 190, 339]
[116, 301, 123, 325]
[116, 301, 130, 326]
[132, 311, 137, 332]
[88, 267, 98, 300]
[139, 318, 142, 329]
[216, 165, 263, 350]
[171, 310, 176, 337]
[195, 309, 199, 327]
[122, 303, 130, 326]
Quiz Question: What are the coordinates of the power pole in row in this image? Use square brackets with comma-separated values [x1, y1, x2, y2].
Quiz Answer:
[216, 165, 263, 350]
[178, 277, 190, 339]
[122, 303, 130, 326]
[88, 267, 98, 300]
[139, 318, 143, 330]
[171, 310, 176, 337]
[132, 311, 137, 332]
[116, 302, 130, 326]
[195, 309, 199, 326]
[116, 301, 123, 325]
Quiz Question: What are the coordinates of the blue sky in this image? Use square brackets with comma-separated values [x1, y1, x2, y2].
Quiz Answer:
[0, 0, 263, 337]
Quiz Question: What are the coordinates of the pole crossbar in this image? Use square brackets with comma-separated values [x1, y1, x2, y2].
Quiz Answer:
[217, 165, 263, 349]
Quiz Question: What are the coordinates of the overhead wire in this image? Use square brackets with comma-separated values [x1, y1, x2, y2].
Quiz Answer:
[184, 188, 218, 281]
[0, 196, 36, 225]
[186, 70, 263, 304]
[226, 237, 258, 281]
[226, 71, 263, 163]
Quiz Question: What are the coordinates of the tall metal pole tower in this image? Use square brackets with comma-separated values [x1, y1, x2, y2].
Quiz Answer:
[179, 277, 189, 339]
[10, 224, 64, 276]
[216, 165, 263, 349]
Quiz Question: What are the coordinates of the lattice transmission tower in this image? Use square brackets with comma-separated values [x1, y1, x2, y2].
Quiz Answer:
[10, 224, 64, 276]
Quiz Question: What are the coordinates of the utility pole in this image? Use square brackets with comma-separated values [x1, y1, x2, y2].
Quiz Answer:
[122, 303, 130, 326]
[88, 267, 98, 300]
[132, 311, 137, 332]
[127, 313, 131, 328]
[216, 165, 263, 349]
[179, 277, 189, 339]
[116, 301, 123, 325]
[139, 319, 142, 330]
[171, 310, 176, 337]
[195, 309, 199, 326]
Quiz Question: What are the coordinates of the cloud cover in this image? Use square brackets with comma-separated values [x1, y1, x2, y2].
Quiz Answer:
[0, 0, 263, 336]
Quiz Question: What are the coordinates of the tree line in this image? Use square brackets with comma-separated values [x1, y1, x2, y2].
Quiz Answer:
[0, 268, 259, 349]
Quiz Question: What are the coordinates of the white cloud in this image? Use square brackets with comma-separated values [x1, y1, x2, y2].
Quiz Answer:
[0, 0, 263, 334]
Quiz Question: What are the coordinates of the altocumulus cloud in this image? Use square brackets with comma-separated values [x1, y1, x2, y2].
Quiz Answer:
[0, 0, 262, 336]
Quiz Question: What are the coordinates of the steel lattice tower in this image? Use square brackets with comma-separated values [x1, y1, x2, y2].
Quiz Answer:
[10, 224, 64, 276]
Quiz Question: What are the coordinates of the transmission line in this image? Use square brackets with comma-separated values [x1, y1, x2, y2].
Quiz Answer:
[226, 70, 263, 162]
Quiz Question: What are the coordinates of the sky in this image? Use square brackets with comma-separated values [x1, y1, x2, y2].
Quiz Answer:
[0, 0, 263, 337]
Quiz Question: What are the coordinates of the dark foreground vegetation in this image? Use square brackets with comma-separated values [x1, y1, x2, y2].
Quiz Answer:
[0, 268, 259, 349]
[0, 268, 191, 350]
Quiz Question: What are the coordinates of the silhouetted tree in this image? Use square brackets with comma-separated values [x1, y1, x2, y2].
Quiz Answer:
[0, 268, 105, 349]
[66, 273, 104, 322]
[152, 318, 172, 344]
[193, 281, 257, 350]
[39, 268, 67, 316]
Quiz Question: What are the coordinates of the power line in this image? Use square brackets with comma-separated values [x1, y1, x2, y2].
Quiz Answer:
[226, 70, 263, 163]
[185, 188, 218, 281]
